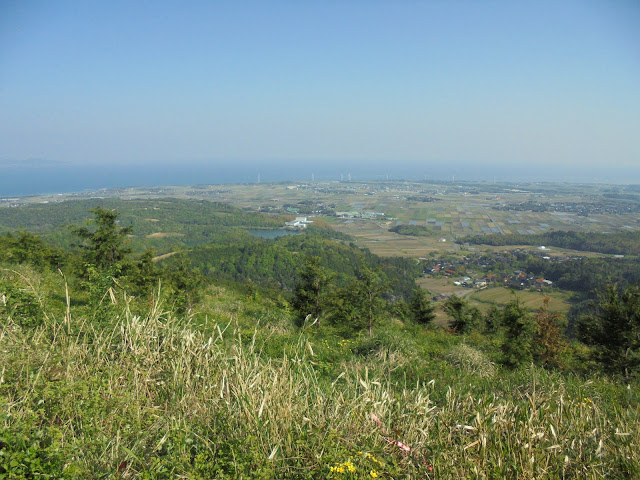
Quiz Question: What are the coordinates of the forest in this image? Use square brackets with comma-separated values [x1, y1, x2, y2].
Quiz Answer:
[462, 229, 640, 256]
[388, 224, 436, 237]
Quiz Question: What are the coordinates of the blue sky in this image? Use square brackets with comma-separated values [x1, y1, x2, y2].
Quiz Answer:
[1, 1, 639, 180]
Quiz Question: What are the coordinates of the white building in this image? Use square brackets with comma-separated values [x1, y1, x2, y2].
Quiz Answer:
[285, 217, 313, 229]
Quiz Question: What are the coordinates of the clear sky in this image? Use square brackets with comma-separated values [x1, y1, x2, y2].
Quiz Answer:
[1, 1, 639, 181]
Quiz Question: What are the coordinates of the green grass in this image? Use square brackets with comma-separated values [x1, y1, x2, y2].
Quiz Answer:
[469, 287, 572, 314]
[1, 271, 639, 478]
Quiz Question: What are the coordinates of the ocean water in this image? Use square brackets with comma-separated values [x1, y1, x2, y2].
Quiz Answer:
[1, 161, 637, 197]
[1, 163, 262, 197]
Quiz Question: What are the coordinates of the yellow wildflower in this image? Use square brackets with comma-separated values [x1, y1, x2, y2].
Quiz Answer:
[370, 470, 379, 478]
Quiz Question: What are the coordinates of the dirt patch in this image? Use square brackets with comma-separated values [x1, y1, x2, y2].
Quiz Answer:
[152, 251, 178, 262]
[145, 232, 185, 238]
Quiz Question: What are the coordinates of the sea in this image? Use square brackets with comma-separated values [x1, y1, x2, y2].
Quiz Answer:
[1, 161, 638, 198]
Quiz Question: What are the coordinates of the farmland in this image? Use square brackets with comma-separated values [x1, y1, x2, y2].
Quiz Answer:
[4, 179, 638, 303]
[5, 180, 638, 250]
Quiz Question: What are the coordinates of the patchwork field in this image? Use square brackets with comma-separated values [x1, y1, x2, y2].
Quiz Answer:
[6, 180, 639, 261]
[468, 287, 572, 314]
[416, 277, 572, 326]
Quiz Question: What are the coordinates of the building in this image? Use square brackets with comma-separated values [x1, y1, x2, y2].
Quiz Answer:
[285, 217, 313, 229]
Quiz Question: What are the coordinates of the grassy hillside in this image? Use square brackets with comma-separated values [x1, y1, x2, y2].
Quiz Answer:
[1, 266, 639, 479]
[2, 201, 640, 478]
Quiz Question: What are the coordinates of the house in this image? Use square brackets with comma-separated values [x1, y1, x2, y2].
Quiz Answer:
[336, 211, 360, 218]
[285, 217, 313, 229]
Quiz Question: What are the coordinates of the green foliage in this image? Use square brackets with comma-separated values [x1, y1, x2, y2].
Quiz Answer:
[388, 224, 436, 237]
[501, 300, 537, 368]
[442, 295, 481, 334]
[71, 207, 132, 272]
[0, 197, 286, 255]
[0, 279, 44, 328]
[183, 231, 417, 301]
[483, 303, 502, 334]
[578, 284, 640, 379]
[128, 248, 160, 296]
[2, 286, 640, 478]
[408, 288, 435, 325]
[0, 427, 77, 478]
[329, 261, 389, 336]
[462, 229, 640, 256]
[303, 224, 352, 241]
[0, 231, 66, 271]
[163, 256, 204, 313]
[292, 256, 331, 327]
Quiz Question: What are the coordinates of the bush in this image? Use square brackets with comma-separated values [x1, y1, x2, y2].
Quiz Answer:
[0, 279, 44, 328]
[447, 344, 496, 378]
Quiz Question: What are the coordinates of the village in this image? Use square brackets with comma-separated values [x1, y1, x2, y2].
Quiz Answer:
[420, 247, 585, 292]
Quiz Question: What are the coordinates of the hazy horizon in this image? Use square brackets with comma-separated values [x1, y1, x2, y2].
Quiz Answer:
[2, 160, 640, 198]
[1, 1, 639, 187]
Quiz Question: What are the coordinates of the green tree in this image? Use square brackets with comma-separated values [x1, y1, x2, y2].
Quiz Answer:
[72, 207, 132, 273]
[483, 303, 502, 334]
[1, 231, 64, 270]
[330, 262, 388, 336]
[7, 231, 48, 268]
[578, 284, 640, 379]
[501, 300, 537, 368]
[165, 256, 204, 313]
[71, 208, 133, 306]
[409, 288, 435, 326]
[129, 248, 159, 296]
[292, 256, 330, 327]
[442, 295, 480, 334]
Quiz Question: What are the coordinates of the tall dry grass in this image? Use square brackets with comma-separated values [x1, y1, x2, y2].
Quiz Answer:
[1, 290, 639, 478]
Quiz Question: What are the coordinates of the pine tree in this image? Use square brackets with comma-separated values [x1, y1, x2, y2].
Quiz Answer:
[292, 256, 330, 327]
[501, 300, 537, 368]
[578, 284, 640, 379]
[409, 288, 435, 326]
[72, 207, 132, 273]
[329, 260, 388, 336]
[130, 248, 159, 296]
[442, 295, 480, 334]
[71, 208, 133, 305]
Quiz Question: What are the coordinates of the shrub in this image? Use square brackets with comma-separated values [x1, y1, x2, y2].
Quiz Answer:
[446, 344, 496, 378]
